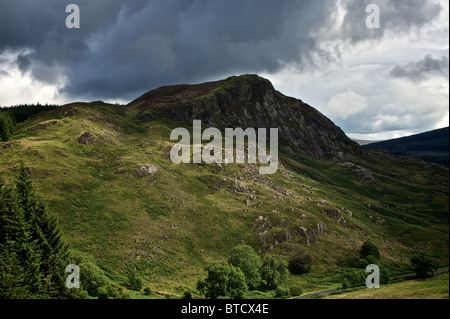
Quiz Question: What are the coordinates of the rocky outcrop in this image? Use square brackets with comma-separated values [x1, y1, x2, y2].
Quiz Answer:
[78, 132, 96, 145]
[324, 210, 346, 223]
[28, 121, 58, 132]
[296, 222, 328, 245]
[137, 164, 159, 178]
[130, 74, 361, 160]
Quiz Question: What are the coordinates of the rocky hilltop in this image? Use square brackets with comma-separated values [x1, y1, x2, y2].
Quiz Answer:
[129, 74, 361, 160]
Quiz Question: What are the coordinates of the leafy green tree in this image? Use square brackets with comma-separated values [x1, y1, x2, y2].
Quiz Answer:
[197, 261, 248, 299]
[360, 241, 380, 260]
[411, 252, 439, 278]
[260, 255, 289, 289]
[228, 245, 261, 289]
[124, 265, 144, 290]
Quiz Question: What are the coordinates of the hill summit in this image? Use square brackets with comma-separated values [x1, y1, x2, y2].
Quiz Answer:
[129, 74, 360, 160]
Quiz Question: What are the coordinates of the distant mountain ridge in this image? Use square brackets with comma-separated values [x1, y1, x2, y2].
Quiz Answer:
[362, 127, 449, 167]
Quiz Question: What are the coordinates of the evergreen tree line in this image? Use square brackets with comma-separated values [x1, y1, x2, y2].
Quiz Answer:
[0, 164, 77, 298]
[0, 103, 59, 141]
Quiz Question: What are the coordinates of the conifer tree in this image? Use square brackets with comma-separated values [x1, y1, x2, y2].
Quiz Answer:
[0, 165, 71, 298]
[0, 113, 13, 141]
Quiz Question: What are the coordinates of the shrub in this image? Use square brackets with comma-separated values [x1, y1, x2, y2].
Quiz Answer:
[143, 287, 152, 295]
[289, 285, 303, 296]
[275, 286, 290, 298]
[411, 252, 439, 278]
[97, 283, 129, 299]
[260, 255, 289, 289]
[197, 261, 248, 299]
[357, 255, 379, 268]
[182, 291, 192, 299]
[288, 252, 312, 275]
[78, 260, 111, 297]
[360, 241, 380, 260]
[357, 256, 391, 285]
[229, 245, 261, 289]
[341, 268, 366, 288]
[380, 265, 391, 284]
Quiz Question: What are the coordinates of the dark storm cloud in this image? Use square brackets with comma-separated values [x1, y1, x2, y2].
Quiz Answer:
[389, 55, 449, 82]
[0, 0, 443, 101]
[341, 0, 442, 43]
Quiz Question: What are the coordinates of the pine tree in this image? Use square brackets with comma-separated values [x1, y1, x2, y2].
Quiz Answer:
[0, 243, 31, 299]
[16, 164, 68, 297]
[0, 165, 71, 298]
[0, 112, 15, 141]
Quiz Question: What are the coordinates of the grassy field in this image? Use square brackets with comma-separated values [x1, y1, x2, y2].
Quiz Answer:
[326, 273, 449, 299]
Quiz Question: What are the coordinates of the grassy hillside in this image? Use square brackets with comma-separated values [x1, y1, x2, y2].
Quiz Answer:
[0, 101, 448, 297]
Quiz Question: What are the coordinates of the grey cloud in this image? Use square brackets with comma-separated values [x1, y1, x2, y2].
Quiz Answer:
[0, 0, 444, 102]
[389, 55, 449, 82]
[341, 0, 442, 43]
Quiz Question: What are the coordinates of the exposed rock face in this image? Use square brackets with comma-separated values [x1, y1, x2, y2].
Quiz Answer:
[295, 225, 323, 246]
[130, 74, 361, 160]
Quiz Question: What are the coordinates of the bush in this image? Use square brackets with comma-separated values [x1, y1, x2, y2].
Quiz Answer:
[288, 252, 312, 275]
[260, 255, 289, 289]
[143, 287, 152, 295]
[411, 252, 439, 278]
[289, 285, 303, 296]
[197, 261, 248, 299]
[360, 241, 380, 260]
[229, 245, 261, 289]
[97, 283, 129, 299]
[275, 286, 290, 298]
[357, 255, 379, 268]
[380, 265, 391, 284]
[341, 268, 366, 288]
[357, 256, 391, 285]
[78, 260, 111, 297]
[182, 291, 192, 299]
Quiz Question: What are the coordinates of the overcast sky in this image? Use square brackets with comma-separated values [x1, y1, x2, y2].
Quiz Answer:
[0, 0, 448, 140]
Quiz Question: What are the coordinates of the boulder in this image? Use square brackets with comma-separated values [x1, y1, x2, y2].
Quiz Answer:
[137, 164, 159, 178]
[77, 132, 96, 145]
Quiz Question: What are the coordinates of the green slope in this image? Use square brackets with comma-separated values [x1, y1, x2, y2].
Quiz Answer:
[0, 101, 448, 297]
